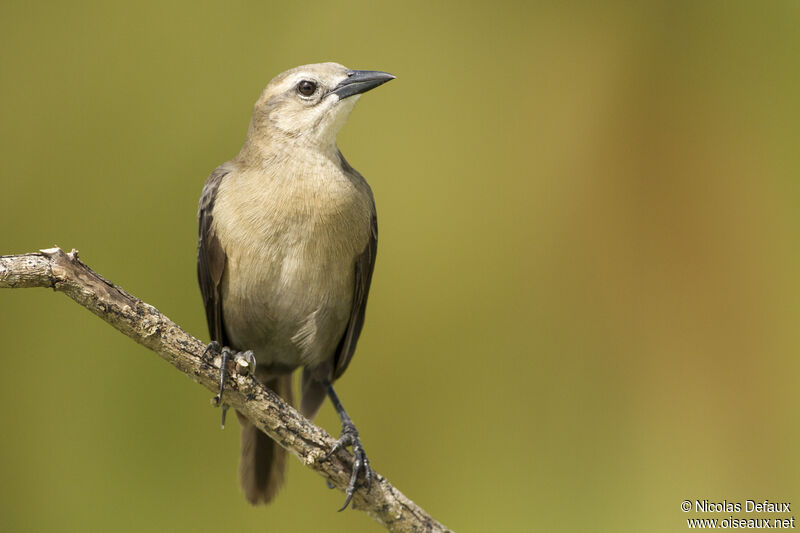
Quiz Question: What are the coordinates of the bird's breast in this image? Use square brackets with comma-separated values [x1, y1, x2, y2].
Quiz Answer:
[212, 162, 373, 370]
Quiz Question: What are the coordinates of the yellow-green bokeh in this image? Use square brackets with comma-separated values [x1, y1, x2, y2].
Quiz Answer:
[1, 1, 798, 531]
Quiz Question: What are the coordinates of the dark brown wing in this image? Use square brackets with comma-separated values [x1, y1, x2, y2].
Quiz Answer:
[332, 206, 378, 380]
[197, 165, 231, 346]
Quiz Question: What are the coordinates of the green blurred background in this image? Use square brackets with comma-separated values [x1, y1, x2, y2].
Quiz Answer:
[1, 1, 798, 531]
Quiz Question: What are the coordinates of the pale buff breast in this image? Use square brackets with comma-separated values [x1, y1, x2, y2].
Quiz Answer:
[211, 156, 373, 372]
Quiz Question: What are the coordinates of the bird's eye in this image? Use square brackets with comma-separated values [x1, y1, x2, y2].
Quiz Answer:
[297, 80, 317, 97]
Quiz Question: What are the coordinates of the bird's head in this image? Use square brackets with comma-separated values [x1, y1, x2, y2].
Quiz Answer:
[247, 62, 394, 151]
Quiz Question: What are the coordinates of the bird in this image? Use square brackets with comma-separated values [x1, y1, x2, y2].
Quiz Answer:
[196, 62, 394, 509]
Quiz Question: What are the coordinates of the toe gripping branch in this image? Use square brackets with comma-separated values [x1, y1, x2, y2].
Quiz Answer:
[202, 341, 256, 429]
[324, 381, 373, 511]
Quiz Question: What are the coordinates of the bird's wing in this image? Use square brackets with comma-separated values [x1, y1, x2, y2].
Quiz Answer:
[333, 205, 378, 380]
[197, 165, 231, 345]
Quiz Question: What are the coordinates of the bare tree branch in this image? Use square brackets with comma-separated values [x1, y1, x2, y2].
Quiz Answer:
[0, 247, 452, 533]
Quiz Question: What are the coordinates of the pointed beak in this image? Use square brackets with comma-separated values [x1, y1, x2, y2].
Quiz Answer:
[331, 70, 395, 100]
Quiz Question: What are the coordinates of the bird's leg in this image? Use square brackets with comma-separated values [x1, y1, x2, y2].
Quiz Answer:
[324, 381, 372, 511]
[202, 342, 256, 429]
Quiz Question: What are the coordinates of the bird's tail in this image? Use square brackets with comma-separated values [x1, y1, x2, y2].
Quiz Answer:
[237, 373, 293, 505]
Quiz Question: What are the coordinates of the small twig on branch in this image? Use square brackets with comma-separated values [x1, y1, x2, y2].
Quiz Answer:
[0, 247, 452, 533]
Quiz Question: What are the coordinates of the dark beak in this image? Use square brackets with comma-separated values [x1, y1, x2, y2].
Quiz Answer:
[331, 70, 395, 100]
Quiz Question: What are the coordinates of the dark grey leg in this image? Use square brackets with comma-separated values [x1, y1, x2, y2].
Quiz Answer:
[202, 342, 256, 429]
[324, 381, 372, 511]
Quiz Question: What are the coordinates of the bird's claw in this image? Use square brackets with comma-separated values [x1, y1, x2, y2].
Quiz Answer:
[202, 340, 221, 362]
[234, 350, 257, 376]
[327, 422, 372, 511]
[203, 342, 256, 429]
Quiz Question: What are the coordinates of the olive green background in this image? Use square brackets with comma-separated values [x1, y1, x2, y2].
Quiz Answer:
[1, 1, 798, 532]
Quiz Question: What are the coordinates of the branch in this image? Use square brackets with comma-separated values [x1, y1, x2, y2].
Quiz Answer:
[0, 248, 452, 533]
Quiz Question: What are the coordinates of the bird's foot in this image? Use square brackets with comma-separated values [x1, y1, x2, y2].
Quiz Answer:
[202, 342, 256, 429]
[326, 421, 372, 511]
[201, 340, 222, 363]
[232, 349, 257, 376]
